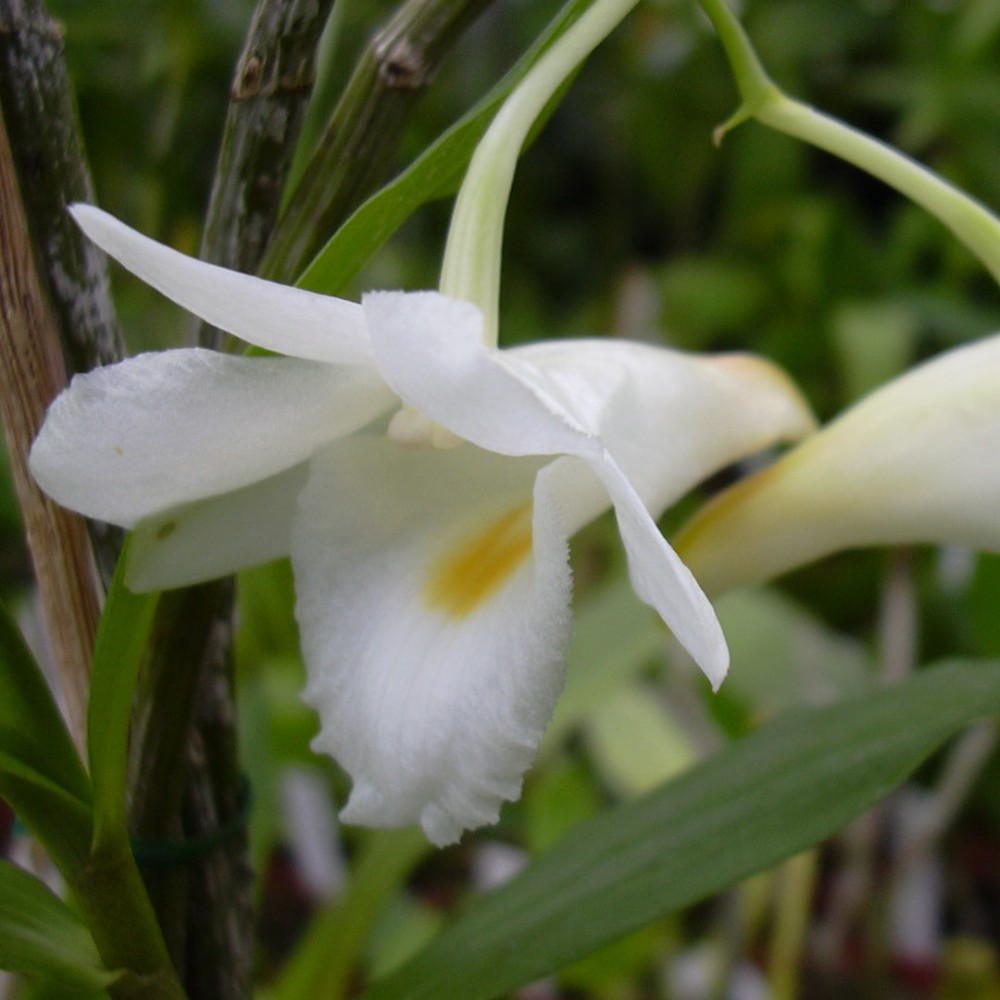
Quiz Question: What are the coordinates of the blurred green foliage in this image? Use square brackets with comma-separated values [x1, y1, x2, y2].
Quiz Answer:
[43, 0, 1000, 365]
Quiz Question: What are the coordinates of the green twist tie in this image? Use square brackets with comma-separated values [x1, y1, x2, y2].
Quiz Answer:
[130, 776, 252, 869]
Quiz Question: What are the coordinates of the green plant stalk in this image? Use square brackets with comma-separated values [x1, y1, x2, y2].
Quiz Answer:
[274, 827, 430, 1000]
[767, 850, 817, 1000]
[293, 0, 593, 298]
[281, 0, 347, 204]
[118, 602, 240, 996]
[69, 843, 187, 1000]
[260, 0, 497, 284]
[70, 543, 187, 997]
[134, 0, 330, 988]
[196, 0, 335, 349]
[88, 557, 160, 858]
[439, 0, 641, 344]
[126, 581, 252, 1000]
[696, 0, 1000, 288]
[759, 99, 1000, 286]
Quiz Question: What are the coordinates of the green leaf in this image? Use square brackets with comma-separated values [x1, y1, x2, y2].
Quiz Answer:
[295, 0, 592, 296]
[0, 602, 93, 871]
[359, 660, 1000, 1000]
[0, 601, 91, 803]
[0, 756, 94, 875]
[0, 860, 115, 995]
[86, 542, 160, 855]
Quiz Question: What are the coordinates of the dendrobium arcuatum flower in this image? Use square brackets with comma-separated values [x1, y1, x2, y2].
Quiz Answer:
[676, 332, 1000, 596]
[30, 205, 814, 844]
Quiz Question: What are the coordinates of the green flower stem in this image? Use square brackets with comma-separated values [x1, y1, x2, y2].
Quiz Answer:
[696, 0, 1000, 288]
[693, 0, 774, 119]
[758, 98, 1000, 286]
[125, 582, 253, 999]
[439, 0, 640, 345]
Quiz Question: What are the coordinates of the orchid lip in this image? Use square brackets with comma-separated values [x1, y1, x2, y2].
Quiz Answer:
[425, 500, 534, 617]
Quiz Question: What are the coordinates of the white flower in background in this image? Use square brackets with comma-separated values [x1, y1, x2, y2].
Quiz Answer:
[29, 206, 814, 844]
[675, 334, 1000, 595]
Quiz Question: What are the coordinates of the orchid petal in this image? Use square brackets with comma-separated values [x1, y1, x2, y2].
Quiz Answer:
[675, 333, 1000, 594]
[126, 463, 308, 592]
[29, 349, 395, 526]
[70, 205, 372, 365]
[590, 464, 729, 687]
[363, 290, 731, 685]
[293, 435, 567, 845]
[365, 291, 589, 455]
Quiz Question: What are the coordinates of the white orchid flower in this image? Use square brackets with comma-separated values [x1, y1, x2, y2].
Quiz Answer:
[30, 0, 817, 844]
[675, 333, 1000, 596]
[29, 204, 814, 844]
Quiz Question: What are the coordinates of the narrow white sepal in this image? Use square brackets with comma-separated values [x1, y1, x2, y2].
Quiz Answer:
[69, 204, 373, 365]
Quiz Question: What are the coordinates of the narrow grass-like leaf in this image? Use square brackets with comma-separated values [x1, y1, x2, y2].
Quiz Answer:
[0, 602, 93, 870]
[0, 859, 116, 995]
[360, 660, 1000, 1000]
[0, 756, 93, 874]
[0, 600, 90, 802]
[295, 0, 591, 296]
[86, 542, 159, 855]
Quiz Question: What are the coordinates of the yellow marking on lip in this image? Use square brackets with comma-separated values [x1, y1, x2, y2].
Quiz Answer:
[425, 502, 533, 617]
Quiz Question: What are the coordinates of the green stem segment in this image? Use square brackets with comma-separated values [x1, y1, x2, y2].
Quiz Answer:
[260, 0, 497, 284]
[69, 844, 187, 1000]
[196, 0, 335, 348]
[439, 0, 640, 346]
[696, 0, 1000, 288]
[273, 828, 430, 1000]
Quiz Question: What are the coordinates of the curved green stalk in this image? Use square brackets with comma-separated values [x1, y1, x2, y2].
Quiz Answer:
[439, 0, 641, 345]
[695, 0, 776, 129]
[696, 0, 1000, 288]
